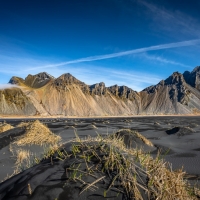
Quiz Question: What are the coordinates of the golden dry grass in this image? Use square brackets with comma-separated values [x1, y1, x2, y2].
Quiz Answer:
[2, 120, 61, 182]
[15, 149, 31, 170]
[16, 121, 30, 128]
[0, 123, 14, 133]
[116, 129, 154, 147]
[3, 124, 199, 199]
[14, 120, 61, 146]
[65, 133, 198, 199]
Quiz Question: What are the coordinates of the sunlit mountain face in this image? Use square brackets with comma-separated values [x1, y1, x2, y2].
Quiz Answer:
[0, 66, 199, 116]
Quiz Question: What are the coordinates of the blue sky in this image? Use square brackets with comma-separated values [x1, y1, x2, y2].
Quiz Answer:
[1, 0, 200, 91]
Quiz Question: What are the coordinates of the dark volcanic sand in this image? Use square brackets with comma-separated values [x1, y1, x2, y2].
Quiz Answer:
[0, 116, 200, 198]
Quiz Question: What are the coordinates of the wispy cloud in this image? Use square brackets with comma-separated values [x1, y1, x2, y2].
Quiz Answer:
[0, 38, 198, 91]
[138, 0, 200, 38]
[0, 39, 197, 91]
[104, 69, 161, 85]
[62, 65, 162, 91]
[137, 53, 191, 68]
[0, 84, 19, 90]
[26, 39, 200, 70]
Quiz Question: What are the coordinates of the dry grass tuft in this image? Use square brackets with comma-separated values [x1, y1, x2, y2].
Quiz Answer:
[14, 120, 61, 146]
[62, 133, 198, 199]
[16, 121, 30, 128]
[15, 149, 32, 171]
[117, 129, 154, 147]
[0, 123, 14, 133]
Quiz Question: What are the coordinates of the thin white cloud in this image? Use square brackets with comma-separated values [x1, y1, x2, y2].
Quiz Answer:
[138, 53, 191, 68]
[26, 39, 200, 71]
[0, 84, 19, 90]
[0, 39, 197, 91]
[50, 65, 162, 91]
[104, 69, 161, 85]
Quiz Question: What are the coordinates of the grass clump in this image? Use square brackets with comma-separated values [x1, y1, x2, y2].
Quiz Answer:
[15, 149, 32, 171]
[57, 132, 198, 200]
[116, 129, 154, 147]
[3, 120, 61, 182]
[16, 121, 30, 128]
[14, 120, 61, 146]
[0, 122, 14, 133]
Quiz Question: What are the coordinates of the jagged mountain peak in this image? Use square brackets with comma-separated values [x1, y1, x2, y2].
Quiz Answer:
[143, 72, 184, 89]
[192, 66, 200, 73]
[142, 72, 186, 95]
[183, 66, 200, 90]
[107, 84, 138, 100]
[89, 82, 106, 89]
[89, 82, 107, 95]
[36, 72, 54, 79]
[9, 72, 55, 88]
[54, 73, 85, 85]
[27, 72, 54, 78]
[164, 72, 185, 85]
[24, 72, 54, 88]
[58, 73, 73, 78]
[9, 76, 25, 85]
[25, 72, 54, 81]
[108, 85, 136, 92]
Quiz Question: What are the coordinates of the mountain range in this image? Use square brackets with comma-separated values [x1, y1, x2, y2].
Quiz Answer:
[1, 66, 200, 116]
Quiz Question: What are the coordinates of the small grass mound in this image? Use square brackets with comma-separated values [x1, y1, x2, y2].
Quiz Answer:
[17, 121, 30, 128]
[14, 120, 61, 146]
[38, 132, 198, 200]
[116, 129, 154, 147]
[0, 122, 14, 133]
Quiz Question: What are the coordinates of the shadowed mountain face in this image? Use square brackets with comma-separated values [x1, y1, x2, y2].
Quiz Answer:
[140, 71, 200, 114]
[183, 66, 200, 91]
[1, 66, 200, 116]
[54, 73, 84, 86]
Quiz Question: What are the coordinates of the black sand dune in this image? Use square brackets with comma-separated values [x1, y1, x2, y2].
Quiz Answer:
[0, 116, 200, 199]
[0, 127, 26, 149]
[0, 142, 146, 200]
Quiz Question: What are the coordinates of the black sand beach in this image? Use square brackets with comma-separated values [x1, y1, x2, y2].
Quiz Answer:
[0, 116, 200, 199]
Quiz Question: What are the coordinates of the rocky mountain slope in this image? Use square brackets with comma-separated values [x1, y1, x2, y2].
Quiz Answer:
[1, 67, 200, 116]
[0, 88, 37, 115]
[140, 71, 200, 114]
[183, 66, 200, 91]
[26, 73, 141, 116]
[9, 72, 54, 88]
